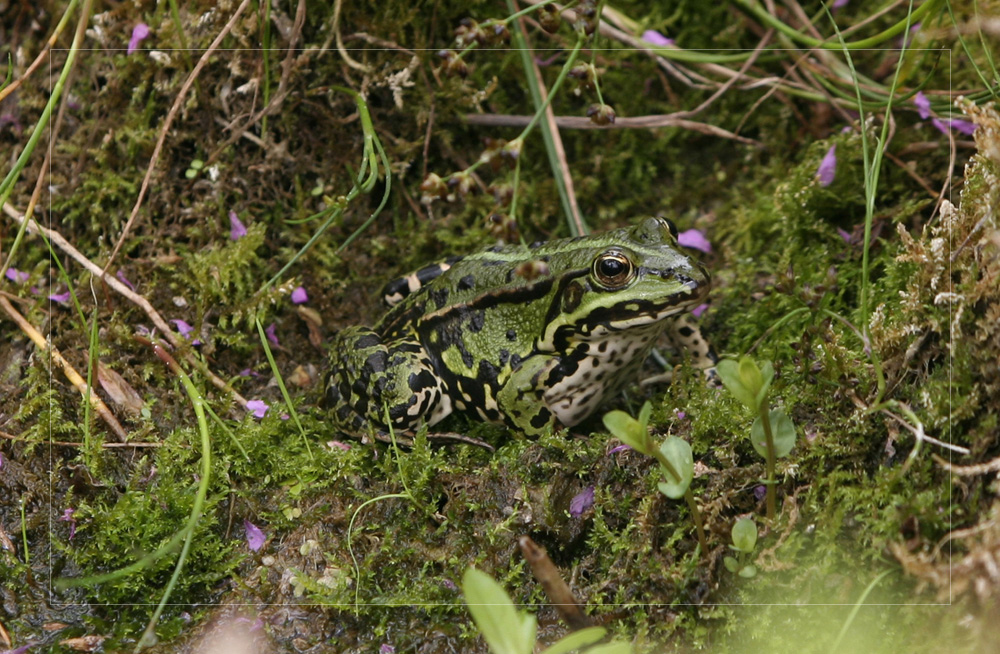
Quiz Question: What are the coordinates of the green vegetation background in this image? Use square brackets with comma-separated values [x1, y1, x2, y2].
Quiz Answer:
[0, 0, 998, 652]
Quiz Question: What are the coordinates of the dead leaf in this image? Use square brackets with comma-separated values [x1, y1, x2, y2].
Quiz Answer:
[97, 363, 144, 416]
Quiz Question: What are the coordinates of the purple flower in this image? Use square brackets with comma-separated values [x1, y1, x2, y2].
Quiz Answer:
[291, 286, 309, 304]
[817, 144, 837, 187]
[265, 323, 280, 346]
[914, 91, 932, 120]
[229, 211, 248, 241]
[171, 319, 195, 338]
[328, 440, 351, 451]
[691, 303, 708, 318]
[608, 443, 631, 455]
[49, 291, 72, 303]
[127, 23, 150, 55]
[837, 227, 852, 242]
[677, 229, 712, 254]
[116, 269, 135, 291]
[675, 411, 687, 420]
[244, 520, 266, 552]
[930, 118, 950, 135]
[380, 646, 396, 654]
[948, 119, 977, 135]
[754, 485, 767, 501]
[247, 400, 269, 419]
[441, 578, 458, 591]
[60, 508, 77, 540]
[569, 486, 595, 517]
[641, 30, 674, 47]
[3, 644, 36, 654]
[832, 0, 849, 8]
[5, 268, 29, 284]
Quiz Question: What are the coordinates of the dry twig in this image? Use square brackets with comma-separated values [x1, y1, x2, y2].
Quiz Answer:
[0, 296, 129, 442]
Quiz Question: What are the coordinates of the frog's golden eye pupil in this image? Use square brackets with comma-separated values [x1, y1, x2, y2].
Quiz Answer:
[594, 250, 634, 287]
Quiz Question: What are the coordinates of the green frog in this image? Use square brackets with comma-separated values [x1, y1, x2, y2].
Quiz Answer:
[326, 216, 715, 440]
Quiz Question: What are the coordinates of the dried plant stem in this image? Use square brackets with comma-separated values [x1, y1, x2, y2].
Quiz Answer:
[2, 203, 248, 408]
[0, 0, 80, 105]
[103, 0, 254, 273]
[0, 296, 129, 442]
[464, 113, 762, 146]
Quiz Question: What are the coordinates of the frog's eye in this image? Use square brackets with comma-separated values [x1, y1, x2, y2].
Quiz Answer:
[658, 217, 679, 239]
[593, 250, 635, 288]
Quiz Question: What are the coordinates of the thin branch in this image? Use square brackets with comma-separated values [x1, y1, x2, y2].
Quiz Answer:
[0, 296, 129, 442]
[463, 113, 762, 146]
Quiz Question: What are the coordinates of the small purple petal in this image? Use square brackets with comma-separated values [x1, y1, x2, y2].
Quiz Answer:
[3, 643, 36, 654]
[171, 319, 195, 337]
[265, 323, 280, 346]
[280, 413, 290, 421]
[244, 520, 266, 552]
[569, 486, 595, 517]
[754, 485, 767, 501]
[60, 508, 77, 540]
[116, 269, 136, 291]
[380, 646, 396, 654]
[948, 118, 977, 135]
[328, 440, 351, 451]
[49, 291, 72, 303]
[247, 399, 269, 419]
[5, 268, 29, 284]
[691, 303, 708, 318]
[608, 444, 631, 455]
[914, 91, 932, 120]
[229, 211, 248, 241]
[677, 229, 712, 254]
[837, 227, 852, 242]
[832, 0, 849, 8]
[817, 144, 837, 187]
[931, 117, 950, 135]
[127, 23, 151, 55]
[291, 286, 309, 304]
[675, 411, 686, 420]
[441, 578, 458, 591]
[641, 30, 674, 47]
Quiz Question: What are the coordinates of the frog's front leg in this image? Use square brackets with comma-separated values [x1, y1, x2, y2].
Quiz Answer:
[665, 313, 720, 384]
[326, 326, 448, 438]
[495, 354, 562, 438]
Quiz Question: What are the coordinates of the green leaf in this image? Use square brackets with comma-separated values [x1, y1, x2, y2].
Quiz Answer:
[750, 409, 797, 459]
[602, 411, 650, 455]
[656, 436, 693, 499]
[731, 517, 758, 553]
[716, 359, 756, 410]
[539, 626, 606, 654]
[463, 567, 536, 654]
[637, 401, 653, 429]
[723, 556, 740, 573]
[739, 564, 758, 578]
[755, 361, 774, 408]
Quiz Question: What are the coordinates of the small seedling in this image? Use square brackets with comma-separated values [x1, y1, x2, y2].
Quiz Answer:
[723, 517, 758, 578]
[462, 567, 631, 654]
[185, 158, 204, 179]
[716, 357, 797, 520]
[603, 401, 707, 554]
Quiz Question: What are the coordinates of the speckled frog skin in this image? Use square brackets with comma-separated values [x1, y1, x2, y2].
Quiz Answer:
[326, 217, 714, 438]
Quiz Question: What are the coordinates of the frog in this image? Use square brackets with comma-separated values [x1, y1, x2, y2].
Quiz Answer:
[325, 216, 715, 441]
